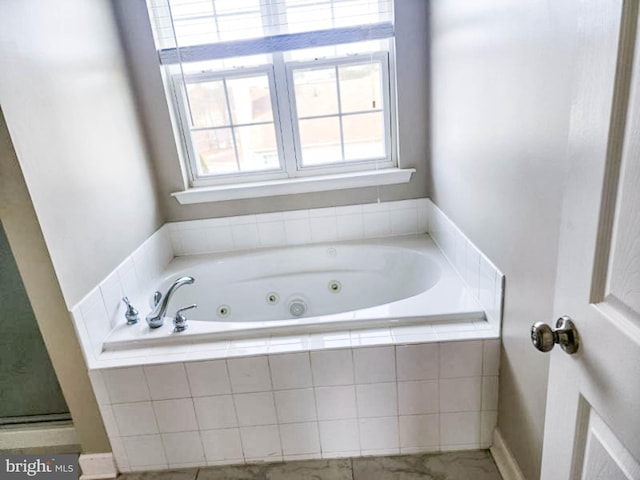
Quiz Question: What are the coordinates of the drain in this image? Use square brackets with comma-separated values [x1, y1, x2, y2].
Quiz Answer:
[216, 305, 231, 318]
[266, 292, 279, 305]
[328, 280, 341, 293]
[288, 299, 307, 317]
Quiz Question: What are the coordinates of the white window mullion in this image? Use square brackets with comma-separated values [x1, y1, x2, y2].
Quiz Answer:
[385, 47, 396, 165]
[273, 53, 300, 177]
[330, 0, 336, 28]
[263, 0, 299, 178]
[172, 76, 200, 180]
[265, 65, 289, 175]
[221, 77, 241, 172]
[209, 0, 221, 41]
[334, 64, 346, 162]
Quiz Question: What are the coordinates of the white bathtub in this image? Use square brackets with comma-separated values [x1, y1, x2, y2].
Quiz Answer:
[85, 205, 503, 470]
[103, 235, 483, 351]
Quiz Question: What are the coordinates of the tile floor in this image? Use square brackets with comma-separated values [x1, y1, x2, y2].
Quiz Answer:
[117, 450, 503, 480]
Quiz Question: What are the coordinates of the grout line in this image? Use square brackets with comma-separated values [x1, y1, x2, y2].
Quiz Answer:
[350, 347, 363, 457]
[350, 456, 355, 480]
[225, 359, 247, 466]
[393, 345, 401, 451]
[266, 355, 285, 460]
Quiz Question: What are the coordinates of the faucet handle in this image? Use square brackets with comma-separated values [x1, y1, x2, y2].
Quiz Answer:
[122, 297, 139, 325]
[174, 304, 197, 333]
[153, 291, 162, 307]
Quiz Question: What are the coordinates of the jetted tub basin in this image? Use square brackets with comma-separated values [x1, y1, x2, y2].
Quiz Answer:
[103, 234, 484, 351]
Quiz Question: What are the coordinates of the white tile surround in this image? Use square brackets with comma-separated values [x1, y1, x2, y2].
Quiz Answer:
[90, 340, 500, 471]
[69, 198, 504, 472]
[427, 203, 505, 327]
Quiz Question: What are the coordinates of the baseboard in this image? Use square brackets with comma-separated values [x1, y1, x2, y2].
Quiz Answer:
[0, 422, 77, 451]
[490, 428, 526, 480]
[79, 453, 118, 480]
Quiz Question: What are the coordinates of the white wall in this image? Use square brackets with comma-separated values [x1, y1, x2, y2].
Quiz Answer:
[113, 0, 431, 221]
[0, 107, 110, 453]
[0, 0, 163, 308]
[429, 1, 578, 478]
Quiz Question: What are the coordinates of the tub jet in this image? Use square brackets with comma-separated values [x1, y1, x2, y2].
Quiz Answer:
[288, 299, 307, 317]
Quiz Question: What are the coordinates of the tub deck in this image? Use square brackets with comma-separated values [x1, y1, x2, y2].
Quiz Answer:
[95, 235, 494, 368]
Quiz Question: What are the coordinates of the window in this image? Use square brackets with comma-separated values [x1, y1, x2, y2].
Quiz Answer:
[147, 0, 402, 197]
[178, 68, 282, 178]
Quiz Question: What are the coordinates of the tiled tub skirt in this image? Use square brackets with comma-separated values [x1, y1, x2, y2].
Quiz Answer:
[90, 338, 499, 473]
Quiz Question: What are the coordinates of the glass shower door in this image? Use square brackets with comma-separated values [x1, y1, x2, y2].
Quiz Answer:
[0, 222, 69, 424]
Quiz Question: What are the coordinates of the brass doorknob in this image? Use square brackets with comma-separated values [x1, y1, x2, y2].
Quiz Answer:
[531, 315, 580, 354]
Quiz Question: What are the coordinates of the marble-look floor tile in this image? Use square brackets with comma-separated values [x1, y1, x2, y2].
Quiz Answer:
[196, 464, 266, 480]
[196, 459, 352, 480]
[352, 451, 502, 480]
[266, 459, 352, 480]
[117, 468, 197, 480]
[118, 451, 502, 480]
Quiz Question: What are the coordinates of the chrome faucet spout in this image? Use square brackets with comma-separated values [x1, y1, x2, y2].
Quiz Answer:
[145, 276, 195, 328]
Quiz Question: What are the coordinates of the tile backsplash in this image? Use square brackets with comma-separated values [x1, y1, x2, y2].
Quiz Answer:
[428, 203, 504, 327]
[169, 199, 429, 256]
[70, 226, 174, 364]
[167, 199, 502, 329]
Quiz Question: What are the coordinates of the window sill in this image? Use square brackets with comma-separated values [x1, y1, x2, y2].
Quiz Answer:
[171, 168, 415, 204]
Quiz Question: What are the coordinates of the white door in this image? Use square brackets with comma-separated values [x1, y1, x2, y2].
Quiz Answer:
[539, 1, 640, 479]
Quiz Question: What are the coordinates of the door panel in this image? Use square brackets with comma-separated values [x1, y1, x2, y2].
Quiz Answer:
[540, 0, 640, 478]
[605, 52, 640, 320]
[575, 400, 640, 480]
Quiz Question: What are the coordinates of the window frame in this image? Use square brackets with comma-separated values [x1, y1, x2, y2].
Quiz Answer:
[286, 52, 393, 176]
[173, 51, 396, 188]
[153, 0, 400, 190]
[173, 65, 291, 187]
